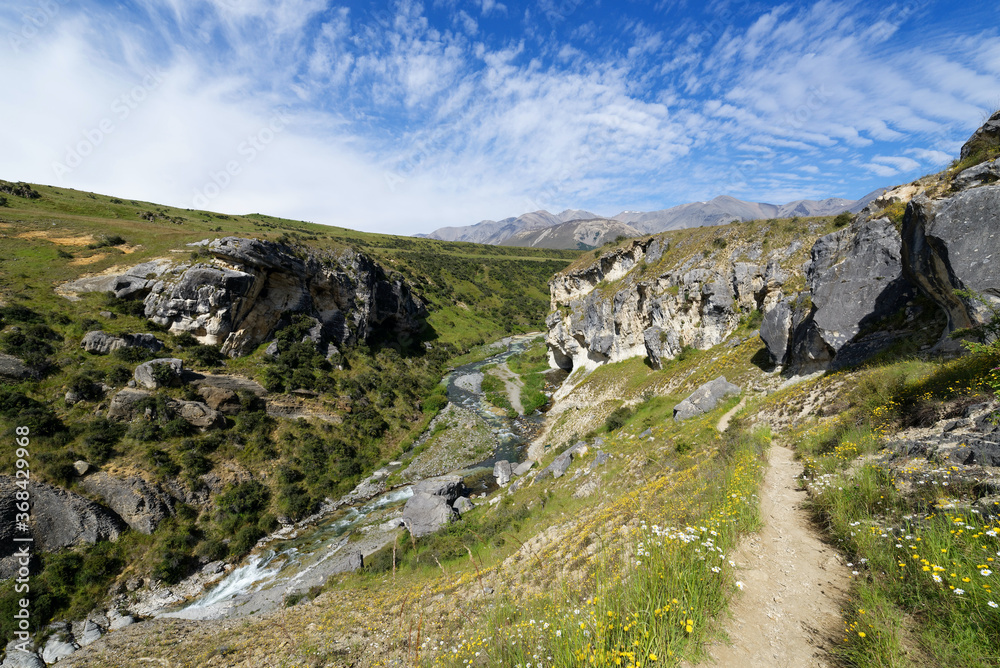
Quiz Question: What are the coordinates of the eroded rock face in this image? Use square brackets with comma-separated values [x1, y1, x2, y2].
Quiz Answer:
[60, 238, 426, 358]
[903, 185, 1000, 335]
[0, 477, 126, 578]
[763, 217, 916, 371]
[79, 472, 175, 534]
[145, 237, 426, 356]
[546, 237, 785, 373]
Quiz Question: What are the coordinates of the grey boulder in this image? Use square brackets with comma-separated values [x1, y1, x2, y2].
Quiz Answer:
[81, 331, 162, 355]
[76, 621, 103, 647]
[174, 400, 225, 429]
[134, 358, 183, 389]
[453, 497, 474, 514]
[401, 476, 464, 538]
[40, 626, 78, 664]
[673, 377, 740, 421]
[1, 641, 45, 668]
[0, 354, 31, 380]
[80, 472, 174, 534]
[493, 460, 512, 486]
[106, 388, 152, 420]
[512, 461, 534, 476]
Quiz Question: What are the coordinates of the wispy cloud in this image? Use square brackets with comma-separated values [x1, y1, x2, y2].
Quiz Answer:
[0, 0, 998, 234]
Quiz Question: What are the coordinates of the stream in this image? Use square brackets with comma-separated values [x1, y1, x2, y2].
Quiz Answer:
[158, 333, 550, 621]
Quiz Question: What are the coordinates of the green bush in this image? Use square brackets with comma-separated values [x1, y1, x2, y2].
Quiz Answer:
[833, 211, 853, 227]
[605, 405, 633, 432]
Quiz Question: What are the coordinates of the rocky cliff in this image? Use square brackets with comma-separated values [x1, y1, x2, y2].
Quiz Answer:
[545, 230, 793, 374]
[61, 237, 427, 357]
[547, 119, 1000, 377]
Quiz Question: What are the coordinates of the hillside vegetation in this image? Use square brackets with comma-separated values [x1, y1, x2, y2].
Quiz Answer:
[0, 183, 578, 646]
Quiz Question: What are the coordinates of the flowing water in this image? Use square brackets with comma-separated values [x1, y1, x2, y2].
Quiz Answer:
[161, 334, 550, 620]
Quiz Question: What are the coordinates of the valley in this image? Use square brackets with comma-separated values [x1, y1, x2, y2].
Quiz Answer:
[0, 111, 998, 668]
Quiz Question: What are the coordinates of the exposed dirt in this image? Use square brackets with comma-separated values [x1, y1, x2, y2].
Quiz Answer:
[716, 396, 747, 433]
[16, 230, 94, 245]
[696, 444, 850, 667]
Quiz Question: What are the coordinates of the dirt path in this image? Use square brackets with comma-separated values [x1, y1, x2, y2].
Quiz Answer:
[716, 397, 746, 433]
[696, 444, 850, 667]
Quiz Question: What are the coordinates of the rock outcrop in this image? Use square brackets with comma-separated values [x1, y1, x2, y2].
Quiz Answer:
[546, 237, 786, 373]
[673, 377, 741, 421]
[79, 472, 175, 534]
[401, 476, 465, 537]
[61, 237, 427, 357]
[0, 477, 126, 578]
[134, 358, 183, 389]
[81, 331, 163, 355]
[762, 217, 917, 371]
[902, 184, 1000, 335]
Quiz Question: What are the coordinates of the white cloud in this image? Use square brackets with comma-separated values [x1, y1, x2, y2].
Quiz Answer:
[2, 0, 1000, 234]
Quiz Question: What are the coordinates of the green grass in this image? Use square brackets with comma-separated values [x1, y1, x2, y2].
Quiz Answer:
[793, 350, 1000, 668]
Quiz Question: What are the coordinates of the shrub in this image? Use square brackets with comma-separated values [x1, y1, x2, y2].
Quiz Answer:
[194, 537, 229, 562]
[833, 211, 853, 227]
[112, 346, 154, 363]
[229, 526, 264, 556]
[605, 405, 633, 432]
[128, 421, 161, 442]
[187, 344, 224, 367]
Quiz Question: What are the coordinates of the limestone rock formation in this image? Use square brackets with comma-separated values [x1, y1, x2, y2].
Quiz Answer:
[1, 641, 45, 668]
[760, 216, 918, 371]
[0, 477, 126, 578]
[902, 185, 1000, 335]
[401, 476, 465, 537]
[134, 358, 183, 389]
[546, 236, 785, 373]
[673, 377, 741, 421]
[60, 238, 426, 358]
[81, 331, 163, 355]
[40, 623, 78, 664]
[79, 472, 175, 534]
[493, 460, 512, 485]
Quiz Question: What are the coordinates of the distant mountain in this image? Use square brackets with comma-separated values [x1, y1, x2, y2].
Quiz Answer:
[421, 192, 880, 248]
[499, 218, 642, 250]
[417, 209, 600, 245]
[612, 195, 862, 234]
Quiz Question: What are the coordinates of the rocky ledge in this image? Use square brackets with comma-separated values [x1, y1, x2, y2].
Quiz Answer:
[60, 237, 427, 357]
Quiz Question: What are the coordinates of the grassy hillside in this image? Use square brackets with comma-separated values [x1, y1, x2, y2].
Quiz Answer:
[0, 180, 579, 642]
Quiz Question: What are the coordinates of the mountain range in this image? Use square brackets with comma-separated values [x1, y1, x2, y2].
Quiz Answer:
[419, 189, 887, 249]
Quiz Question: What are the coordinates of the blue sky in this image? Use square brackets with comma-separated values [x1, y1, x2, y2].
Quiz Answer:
[1, 0, 998, 235]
